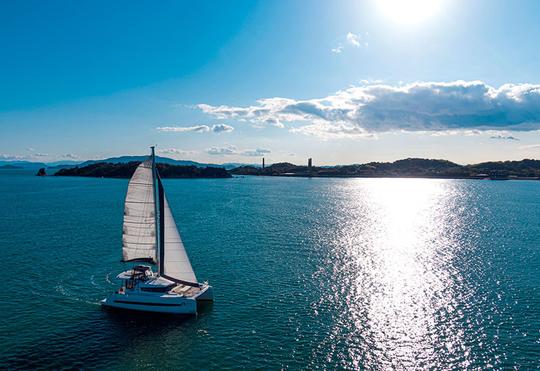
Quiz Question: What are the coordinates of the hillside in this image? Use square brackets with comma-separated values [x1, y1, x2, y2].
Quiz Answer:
[54, 162, 231, 179]
[230, 158, 540, 179]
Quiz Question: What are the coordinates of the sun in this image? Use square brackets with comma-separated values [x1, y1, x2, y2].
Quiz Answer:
[377, 0, 444, 25]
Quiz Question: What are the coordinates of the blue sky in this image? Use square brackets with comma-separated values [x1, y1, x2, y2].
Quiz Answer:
[2, 0, 540, 165]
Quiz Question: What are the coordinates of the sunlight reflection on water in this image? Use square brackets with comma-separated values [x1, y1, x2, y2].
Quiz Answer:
[313, 179, 480, 369]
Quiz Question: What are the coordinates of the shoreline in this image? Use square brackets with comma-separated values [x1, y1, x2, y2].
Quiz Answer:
[234, 174, 538, 181]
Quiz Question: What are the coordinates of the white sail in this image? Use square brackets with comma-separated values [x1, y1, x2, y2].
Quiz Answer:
[162, 195, 198, 283]
[122, 160, 157, 263]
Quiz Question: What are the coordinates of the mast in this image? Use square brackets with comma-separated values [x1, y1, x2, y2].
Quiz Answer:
[151, 146, 160, 273]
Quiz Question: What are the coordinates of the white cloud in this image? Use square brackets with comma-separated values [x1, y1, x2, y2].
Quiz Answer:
[518, 144, 540, 150]
[0, 154, 25, 160]
[23, 148, 48, 158]
[206, 145, 271, 157]
[290, 122, 375, 139]
[331, 45, 343, 54]
[346, 32, 361, 47]
[240, 148, 271, 157]
[490, 135, 520, 141]
[157, 125, 211, 133]
[156, 124, 234, 134]
[211, 124, 234, 133]
[207, 145, 238, 156]
[158, 148, 197, 156]
[199, 81, 540, 139]
[331, 32, 368, 54]
[63, 153, 78, 159]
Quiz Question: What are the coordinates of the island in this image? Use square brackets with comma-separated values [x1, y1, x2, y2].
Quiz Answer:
[54, 162, 231, 178]
[230, 158, 540, 180]
[45, 158, 540, 180]
[36, 168, 46, 176]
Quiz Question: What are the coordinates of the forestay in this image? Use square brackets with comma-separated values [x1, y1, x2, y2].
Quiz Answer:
[122, 160, 157, 263]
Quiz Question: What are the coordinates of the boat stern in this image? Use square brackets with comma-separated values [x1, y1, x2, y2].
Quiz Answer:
[195, 284, 214, 302]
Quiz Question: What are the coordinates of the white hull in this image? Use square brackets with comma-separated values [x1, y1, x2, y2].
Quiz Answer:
[101, 284, 213, 315]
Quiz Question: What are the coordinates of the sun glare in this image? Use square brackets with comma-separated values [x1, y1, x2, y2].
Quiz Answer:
[377, 0, 444, 25]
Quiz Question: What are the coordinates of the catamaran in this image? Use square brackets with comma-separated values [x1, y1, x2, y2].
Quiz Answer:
[101, 147, 213, 314]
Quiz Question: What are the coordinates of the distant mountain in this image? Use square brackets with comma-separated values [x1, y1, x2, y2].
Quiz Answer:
[78, 156, 199, 167]
[221, 162, 261, 170]
[45, 160, 82, 167]
[0, 156, 256, 170]
[78, 156, 257, 170]
[0, 161, 46, 169]
[46, 164, 79, 170]
[0, 160, 80, 169]
[55, 161, 231, 179]
[0, 164, 23, 169]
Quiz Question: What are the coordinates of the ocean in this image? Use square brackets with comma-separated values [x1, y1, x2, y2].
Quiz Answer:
[0, 170, 538, 369]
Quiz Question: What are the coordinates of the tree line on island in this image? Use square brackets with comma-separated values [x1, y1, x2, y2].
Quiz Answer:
[49, 158, 540, 180]
[54, 162, 231, 178]
[231, 158, 540, 179]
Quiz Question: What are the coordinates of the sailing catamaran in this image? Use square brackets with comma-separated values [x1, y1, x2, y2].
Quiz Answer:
[101, 147, 213, 314]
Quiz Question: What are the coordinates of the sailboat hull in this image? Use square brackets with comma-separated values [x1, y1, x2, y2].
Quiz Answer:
[101, 292, 198, 314]
[101, 284, 213, 315]
[195, 284, 213, 301]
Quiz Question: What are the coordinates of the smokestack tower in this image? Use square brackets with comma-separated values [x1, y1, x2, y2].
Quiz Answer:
[262, 157, 265, 170]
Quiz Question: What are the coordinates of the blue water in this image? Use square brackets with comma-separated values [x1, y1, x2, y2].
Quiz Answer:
[0, 170, 538, 369]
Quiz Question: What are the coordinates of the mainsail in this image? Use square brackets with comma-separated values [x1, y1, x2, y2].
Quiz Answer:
[122, 160, 157, 263]
[122, 150, 198, 285]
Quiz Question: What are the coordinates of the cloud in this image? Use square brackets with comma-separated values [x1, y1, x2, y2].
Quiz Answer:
[240, 148, 271, 157]
[518, 144, 540, 150]
[346, 32, 361, 47]
[207, 145, 238, 156]
[24, 148, 48, 157]
[290, 122, 375, 139]
[157, 125, 211, 133]
[211, 124, 234, 133]
[331, 32, 368, 53]
[206, 145, 271, 157]
[156, 124, 234, 134]
[490, 135, 520, 141]
[0, 154, 25, 160]
[63, 153, 78, 159]
[158, 148, 197, 156]
[198, 100, 289, 128]
[198, 81, 540, 138]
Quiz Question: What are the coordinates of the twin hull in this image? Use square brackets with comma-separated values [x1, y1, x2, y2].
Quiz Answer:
[101, 285, 213, 315]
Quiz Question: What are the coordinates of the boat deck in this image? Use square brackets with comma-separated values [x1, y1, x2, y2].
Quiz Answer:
[171, 284, 200, 297]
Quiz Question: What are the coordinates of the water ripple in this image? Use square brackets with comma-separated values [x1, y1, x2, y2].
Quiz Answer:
[0, 175, 539, 369]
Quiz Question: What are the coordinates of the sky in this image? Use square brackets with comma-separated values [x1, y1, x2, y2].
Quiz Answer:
[2, 0, 540, 165]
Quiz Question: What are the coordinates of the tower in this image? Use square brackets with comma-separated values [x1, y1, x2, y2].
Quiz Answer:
[262, 157, 265, 170]
[308, 158, 312, 169]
